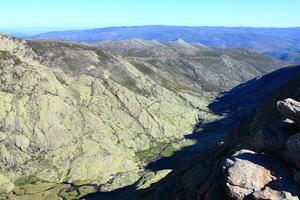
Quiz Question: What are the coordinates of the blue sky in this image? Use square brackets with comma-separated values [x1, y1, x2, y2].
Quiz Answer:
[0, 0, 299, 32]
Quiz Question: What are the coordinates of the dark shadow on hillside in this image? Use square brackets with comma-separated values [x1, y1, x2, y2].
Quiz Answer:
[210, 65, 300, 115]
[81, 65, 300, 200]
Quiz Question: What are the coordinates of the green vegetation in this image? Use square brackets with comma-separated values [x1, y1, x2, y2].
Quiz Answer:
[136, 142, 167, 162]
[14, 175, 40, 186]
[161, 145, 177, 157]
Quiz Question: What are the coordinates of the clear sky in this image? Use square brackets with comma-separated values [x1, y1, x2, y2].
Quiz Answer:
[0, 0, 299, 32]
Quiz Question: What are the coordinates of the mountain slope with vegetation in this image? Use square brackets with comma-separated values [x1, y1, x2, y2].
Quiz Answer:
[0, 34, 292, 199]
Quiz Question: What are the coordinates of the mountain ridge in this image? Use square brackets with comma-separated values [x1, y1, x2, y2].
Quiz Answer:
[0, 33, 296, 199]
[28, 25, 300, 64]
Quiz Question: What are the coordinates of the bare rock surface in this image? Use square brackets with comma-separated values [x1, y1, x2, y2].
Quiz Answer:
[224, 150, 275, 199]
[224, 149, 300, 200]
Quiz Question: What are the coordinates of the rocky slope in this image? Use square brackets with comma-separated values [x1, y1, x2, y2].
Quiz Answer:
[0, 34, 292, 199]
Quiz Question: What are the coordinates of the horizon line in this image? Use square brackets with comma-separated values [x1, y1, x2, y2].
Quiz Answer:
[2, 24, 300, 29]
[1, 24, 300, 36]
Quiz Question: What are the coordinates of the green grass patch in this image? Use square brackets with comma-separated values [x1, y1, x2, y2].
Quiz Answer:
[14, 175, 40, 186]
[136, 142, 167, 162]
[161, 145, 177, 157]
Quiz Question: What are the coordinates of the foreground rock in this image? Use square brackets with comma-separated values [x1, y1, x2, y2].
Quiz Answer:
[223, 149, 299, 200]
[276, 98, 300, 169]
[224, 150, 274, 199]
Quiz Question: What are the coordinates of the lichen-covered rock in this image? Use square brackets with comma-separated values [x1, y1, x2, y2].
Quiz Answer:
[277, 98, 300, 123]
[287, 133, 300, 168]
[0, 174, 14, 193]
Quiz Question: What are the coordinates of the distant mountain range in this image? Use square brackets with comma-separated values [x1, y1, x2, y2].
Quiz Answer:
[29, 26, 300, 64]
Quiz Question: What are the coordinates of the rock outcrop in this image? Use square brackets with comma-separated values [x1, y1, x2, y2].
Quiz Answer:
[277, 98, 300, 123]
[223, 150, 275, 199]
[277, 98, 300, 169]
[223, 149, 299, 200]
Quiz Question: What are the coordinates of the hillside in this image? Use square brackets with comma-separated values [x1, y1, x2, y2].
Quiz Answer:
[0, 33, 219, 198]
